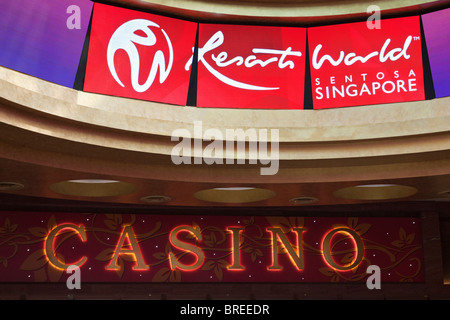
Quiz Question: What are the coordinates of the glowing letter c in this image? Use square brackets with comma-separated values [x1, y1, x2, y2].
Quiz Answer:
[45, 223, 88, 270]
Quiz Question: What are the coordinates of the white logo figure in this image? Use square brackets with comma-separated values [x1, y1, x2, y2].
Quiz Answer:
[107, 19, 173, 92]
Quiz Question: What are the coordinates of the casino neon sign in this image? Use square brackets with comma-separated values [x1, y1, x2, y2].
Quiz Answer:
[43, 223, 364, 273]
[0, 212, 422, 283]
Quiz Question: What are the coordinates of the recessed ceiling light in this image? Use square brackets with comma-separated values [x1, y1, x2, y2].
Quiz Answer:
[0, 182, 24, 191]
[438, 190, 450, 198]
[333, 184, 417, 200]
[140, 195, 172, 203]
[194, 187, 275, 204]
[67, 179, 121, 184]
[289, 196, 318, 205]
[355, 184, 397, 188]
[213, 187, 256, 191]
[50, 180, 136, 197]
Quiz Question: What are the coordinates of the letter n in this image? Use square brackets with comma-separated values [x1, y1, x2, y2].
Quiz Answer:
[267, 227, 305, 271]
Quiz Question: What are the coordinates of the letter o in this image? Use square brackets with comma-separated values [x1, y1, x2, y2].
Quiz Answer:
[382, 81, 396, 93]
[322, 227, 364, 271]
[376, 72, 385, 80]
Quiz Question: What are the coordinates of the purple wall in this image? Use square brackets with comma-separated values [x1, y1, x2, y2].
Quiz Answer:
[422, 8, 450, 98]
[0, 0, 93, 88]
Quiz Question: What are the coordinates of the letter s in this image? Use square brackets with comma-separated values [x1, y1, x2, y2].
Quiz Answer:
[169, 225, 205, 271]
[315, 87, 323, 100]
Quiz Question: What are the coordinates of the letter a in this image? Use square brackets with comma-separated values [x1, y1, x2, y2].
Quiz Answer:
[366, 5, 381, 30]
[171, 129, 192, 165]
[106, 225, 149, 271]
[66, 265, 81, 290]
[366, 265, 381, 289]
[66, 5, 81, 30]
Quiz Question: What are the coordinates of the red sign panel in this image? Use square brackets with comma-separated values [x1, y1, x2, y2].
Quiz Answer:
[308, 16, 425, 109]
[195, 24, 307, 109]
[84, 3, 197, 106]
[0, 212, 423, 283]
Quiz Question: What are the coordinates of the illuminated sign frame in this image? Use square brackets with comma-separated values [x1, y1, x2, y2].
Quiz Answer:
[83, 3, 198, 106]
[308, 16, 425, 109]
[194, 23, 307, 109]
[82, 4, 431, 110]
[0, 212, 424, 283]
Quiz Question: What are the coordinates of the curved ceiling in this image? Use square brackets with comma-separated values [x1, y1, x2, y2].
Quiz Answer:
[101, 0, 450, 25]
[1, 64, 450, 208]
